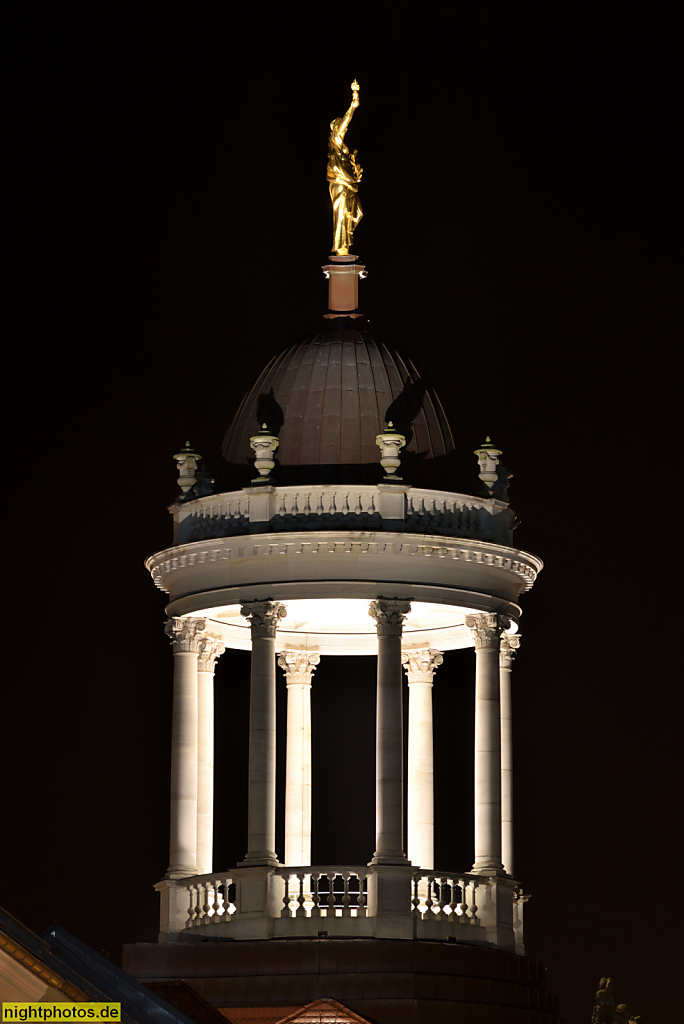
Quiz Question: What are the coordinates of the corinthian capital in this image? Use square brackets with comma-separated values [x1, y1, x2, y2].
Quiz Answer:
[369, 599, 412, 637]
[164, 616, 207, 653]
[402, 648, 443, 683]
[465, 612, 511, 650]
[499, 634, 521, 669]
[241, 600, 287, 638]
[197, 635, 226, 672]
[277, 650, 320, 685]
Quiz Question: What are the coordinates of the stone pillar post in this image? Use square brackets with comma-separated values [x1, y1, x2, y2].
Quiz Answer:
[196, 634, 225, 875]
[369, 599, 411, 864]
[402, 649, 443, 870]
[240, 600, 286, 866]
[164, 617, 206, 878]
[278, 651, 320, 866]
[465, 612, 510, 875]
[500, 633, 520, 877]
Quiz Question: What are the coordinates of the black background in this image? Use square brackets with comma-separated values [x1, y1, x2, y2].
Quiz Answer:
[5, 5, 680, 1022]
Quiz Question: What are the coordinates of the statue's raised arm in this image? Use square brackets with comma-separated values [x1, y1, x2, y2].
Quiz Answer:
[327, 80, 363, 255]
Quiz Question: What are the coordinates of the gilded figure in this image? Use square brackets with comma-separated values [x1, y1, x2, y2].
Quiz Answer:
[327, 80, 363, 255]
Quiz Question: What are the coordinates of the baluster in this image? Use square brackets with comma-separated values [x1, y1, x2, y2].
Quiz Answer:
[369, 493, 376, 514]
[203, 883, 215, 920]
[328, 494, 337, 514]
[347, 873, 359, 917]
[327, 872, 336, 916]
[186, 885, 197, 927]
[354, 494, 362, 514]
[433, 877, 444, 921]
[303, 493, 311, 515]
[227, 879, 237, 917]
[296, 873, 307, 917]
[215, 880, 226, 917]
[316, 493, 324, 515]
[411, 876, 420, 918]
[468, 879, 478, 922]
[193, 883, 205, 924]
[342, 873, 352, 917]
[458, 881, 468, 922]
[278, 494, 287, 516]
[310, 872, 321, 917]
[281, 875, 293, 918]
[357, 874, 367, 918]
[341, 494, 350, 514]
[448, 877, 458, 919]
[291, 493, 299, 515]
[425, 878, 434, 918]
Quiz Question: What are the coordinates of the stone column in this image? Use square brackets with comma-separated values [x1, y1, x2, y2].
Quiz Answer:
[240, 600, 286, 866]
[196, 634, 225, 876]
[369, 599, 411, 864]
[402, 649, 443, 870]
[164, 617, 206, 878]
[278, 651, 320, 866]
[500, 633, 521, 877]
[465, 612, 510, 875]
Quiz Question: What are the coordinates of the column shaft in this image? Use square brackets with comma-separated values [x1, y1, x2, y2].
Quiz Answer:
[241, 601, 286, 866]
[165, 617, 207, 878]
[466, 613, 509, 874]
[500, 634, 520, 877]
[170, 651, 198, 874]
[369, 600, 411, 864]
[404, 650, 442, 870]
[280, 652, 318, 866]
[407, 682, 433, 868]
[196, 667, 213, 874]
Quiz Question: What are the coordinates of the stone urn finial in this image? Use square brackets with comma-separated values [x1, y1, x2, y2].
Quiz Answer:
[249, 424, 279, 484]
[474, 436, 502, 492]
[173, 441, 201, 496]
[376, 422, 406, 481]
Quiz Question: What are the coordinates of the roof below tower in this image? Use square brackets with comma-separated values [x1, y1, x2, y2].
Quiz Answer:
[221, 318, 470, 491]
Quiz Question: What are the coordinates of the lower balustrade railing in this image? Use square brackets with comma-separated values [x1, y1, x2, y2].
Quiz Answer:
[180, 866, 490, 938]
[277, 867, 368, 919]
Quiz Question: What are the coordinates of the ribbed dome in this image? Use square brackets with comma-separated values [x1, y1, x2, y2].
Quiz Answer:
[221, 318, 468, 490]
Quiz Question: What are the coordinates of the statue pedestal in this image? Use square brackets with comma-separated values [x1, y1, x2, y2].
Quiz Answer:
[322, 254, 366, 313]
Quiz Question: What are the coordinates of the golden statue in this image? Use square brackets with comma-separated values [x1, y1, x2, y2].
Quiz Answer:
[327, 80, 363, 255]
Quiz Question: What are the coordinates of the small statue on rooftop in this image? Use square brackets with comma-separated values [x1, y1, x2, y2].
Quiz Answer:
[328, 80, 363, 255]
[591, 978, 640, 1024]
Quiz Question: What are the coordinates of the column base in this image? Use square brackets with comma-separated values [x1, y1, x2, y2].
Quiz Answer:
[166, 866, 198, 880]
[238, 852, 280, 868]
[369, 854, 409, 866]
[471, 861, 506, 876]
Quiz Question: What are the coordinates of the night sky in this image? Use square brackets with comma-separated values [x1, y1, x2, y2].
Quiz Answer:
[5, 6, 680, 1023]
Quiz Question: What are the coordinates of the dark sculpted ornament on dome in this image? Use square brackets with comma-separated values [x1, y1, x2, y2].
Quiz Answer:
[327, 81, 363, 255]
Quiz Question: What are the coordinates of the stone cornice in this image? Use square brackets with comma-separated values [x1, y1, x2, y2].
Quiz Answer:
[146, 532, 542, 597]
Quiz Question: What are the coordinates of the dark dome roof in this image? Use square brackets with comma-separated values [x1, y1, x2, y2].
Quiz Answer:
[221, 318, 470, 490]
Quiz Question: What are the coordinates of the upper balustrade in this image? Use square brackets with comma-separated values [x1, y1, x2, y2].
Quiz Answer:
[171, 483, 515, 547]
